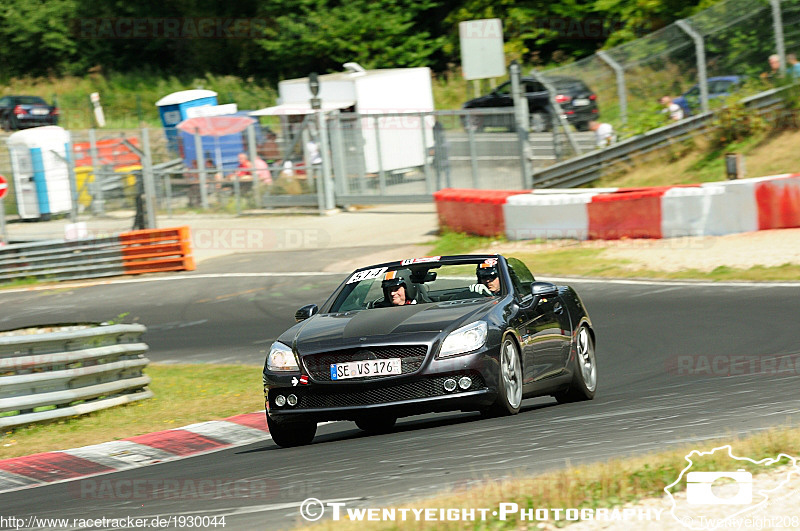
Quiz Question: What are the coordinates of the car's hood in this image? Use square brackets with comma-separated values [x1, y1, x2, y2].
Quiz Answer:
[290, 300, 495, 355]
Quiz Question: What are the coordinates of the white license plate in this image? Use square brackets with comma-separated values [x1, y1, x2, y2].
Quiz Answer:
[330, 358, 401, 380]
[31, 108, 50, 115]
[573, 98, 590, 107]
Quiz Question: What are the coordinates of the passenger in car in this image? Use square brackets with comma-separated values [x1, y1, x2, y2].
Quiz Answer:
[471, 264, 501, 296]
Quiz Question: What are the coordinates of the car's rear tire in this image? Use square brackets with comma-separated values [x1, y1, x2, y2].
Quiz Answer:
[484, 336, 523, 416]
[355, 416, 397, 434]
[554, 326, 597, 403]
[266, 414, 317, 448]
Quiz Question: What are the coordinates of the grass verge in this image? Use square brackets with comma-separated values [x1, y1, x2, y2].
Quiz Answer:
[429, 238, 800, 282]
[0, 364, 263, 459]
[299, 425, 800, 530]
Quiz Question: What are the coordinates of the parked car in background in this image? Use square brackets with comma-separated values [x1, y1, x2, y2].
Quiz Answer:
[673, 75, 742, 116]
[462, 76, 598, 133]
[0, 95, 59, 131]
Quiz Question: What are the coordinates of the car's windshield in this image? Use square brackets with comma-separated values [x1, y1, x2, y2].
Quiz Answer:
[15, 96, 47, 105]
[330, 261, 502, 312]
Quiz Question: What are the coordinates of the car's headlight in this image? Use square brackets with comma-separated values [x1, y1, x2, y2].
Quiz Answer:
[267, 342, 299, 371]
[439, 321, 488, 358]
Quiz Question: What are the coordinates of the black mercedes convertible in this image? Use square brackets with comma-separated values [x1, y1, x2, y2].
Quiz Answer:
[262, 254, 597, 447]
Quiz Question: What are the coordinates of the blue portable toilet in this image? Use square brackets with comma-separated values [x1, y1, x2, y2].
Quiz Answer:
[6, 126, 73, 220]
[155, 90, 218, 153]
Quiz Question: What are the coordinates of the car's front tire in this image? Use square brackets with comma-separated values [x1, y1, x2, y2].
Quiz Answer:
[530, 112, 549, 133]
[266, 414, 317, 448]
[355, 416, 397, 434]
[554, 326, 597, 403]
[484, 336, 522, 416]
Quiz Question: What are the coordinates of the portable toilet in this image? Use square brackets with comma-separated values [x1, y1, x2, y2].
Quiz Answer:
[6, 126, 73, 220]
[155, 90, 218, 153]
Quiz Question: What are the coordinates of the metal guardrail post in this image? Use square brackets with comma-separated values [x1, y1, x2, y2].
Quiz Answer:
[676, 20, 709, 115]
[318, 110, 335, 211]
[510, 61, 533, 189]
[88, 129, 104, 215]
[247, 123, 261, 209]
[329, 111, 348, 198]
[529, 69, 582, 156]
[140, 128, 158, 229]
[373, 116, 387, 196]
[420, 112, 434, 194]
[597, 51, 628, 125]
[771, 0, 787, 74]
[194, 128, 209, 209]
[466, 117, 480, 188]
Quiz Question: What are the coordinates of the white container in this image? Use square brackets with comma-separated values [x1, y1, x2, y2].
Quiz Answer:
[252, 64, 435, 174]
[7, 126, 72, 220]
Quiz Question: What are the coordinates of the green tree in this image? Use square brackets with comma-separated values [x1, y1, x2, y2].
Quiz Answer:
[255, 0, 445, 79]
[0, 0, 79, 77]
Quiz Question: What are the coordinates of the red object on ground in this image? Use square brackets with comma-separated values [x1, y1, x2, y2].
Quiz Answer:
[72, 138, 141, 169]
[0, 453, 114, 482]
[755, 174, 800, 230]
[434, 188, 524, 237]
[126, 430, 228, 456]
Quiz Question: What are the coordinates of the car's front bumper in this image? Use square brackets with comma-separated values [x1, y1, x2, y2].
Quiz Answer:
[264, 346, 501, 422]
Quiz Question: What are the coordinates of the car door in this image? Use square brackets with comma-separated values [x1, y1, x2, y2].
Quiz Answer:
[506, 258, 563, 383]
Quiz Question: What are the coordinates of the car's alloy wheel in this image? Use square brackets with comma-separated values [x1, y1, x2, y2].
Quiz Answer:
[266, 413, 317, 448]
[555, 326, 597, 403]
[355, 416, 397, 434]
[485, 337, 522, 416]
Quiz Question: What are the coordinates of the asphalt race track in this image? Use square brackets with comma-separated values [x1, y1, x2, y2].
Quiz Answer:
[1, 249, 800, 529]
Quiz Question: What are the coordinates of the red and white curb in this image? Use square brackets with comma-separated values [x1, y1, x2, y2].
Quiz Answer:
[435, 173, 800, 240]
[0, 411, 269, 494]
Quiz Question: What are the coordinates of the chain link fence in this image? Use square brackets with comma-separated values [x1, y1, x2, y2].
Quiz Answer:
[543, 0, 799, 138]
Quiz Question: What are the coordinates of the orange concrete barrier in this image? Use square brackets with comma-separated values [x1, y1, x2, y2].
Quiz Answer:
[118, 226, 195, 274]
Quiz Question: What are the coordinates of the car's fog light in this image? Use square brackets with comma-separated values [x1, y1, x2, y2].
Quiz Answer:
[458, 376, 472, 390]
[275, 395, 286, 407]
[443, 378, 457, 392]
[287, 394, 298, 406]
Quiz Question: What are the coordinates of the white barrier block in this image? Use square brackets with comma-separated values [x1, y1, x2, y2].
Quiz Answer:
[504, 193, 597, 240]
[662, 181, 758, 237]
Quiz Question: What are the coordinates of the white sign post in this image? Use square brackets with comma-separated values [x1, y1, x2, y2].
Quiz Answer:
[459, 18, 506, 82]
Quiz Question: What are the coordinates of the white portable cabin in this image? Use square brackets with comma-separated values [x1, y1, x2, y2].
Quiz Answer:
[6, 126, 72, 220]
[252, 63, 435, 174]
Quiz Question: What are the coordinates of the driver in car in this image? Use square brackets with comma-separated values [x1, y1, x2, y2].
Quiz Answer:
[470, 263, 501, 296]
[374, 271, 418, 307]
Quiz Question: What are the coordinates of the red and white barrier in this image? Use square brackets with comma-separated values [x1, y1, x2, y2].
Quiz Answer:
[434, 173, 800, 240]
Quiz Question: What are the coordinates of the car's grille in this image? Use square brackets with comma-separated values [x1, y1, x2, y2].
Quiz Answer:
[302, 345, 428, 381]
[269, 373, 485, 410]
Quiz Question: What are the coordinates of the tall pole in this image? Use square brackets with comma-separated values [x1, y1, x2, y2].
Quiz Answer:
[771, 0, 787, 74]
[510, 60, 533, 189]
[597, 51, 627, 125]
[676, 20, 709, 115]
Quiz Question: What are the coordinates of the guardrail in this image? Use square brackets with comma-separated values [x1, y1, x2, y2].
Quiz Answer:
[0, 226, 194, 284]
[0, 324, 151, 429]
[532, 86, 791, 189]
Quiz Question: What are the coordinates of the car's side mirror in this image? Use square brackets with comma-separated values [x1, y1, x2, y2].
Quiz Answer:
[531, 282, 558, 306]
[295, 304, 318, 322]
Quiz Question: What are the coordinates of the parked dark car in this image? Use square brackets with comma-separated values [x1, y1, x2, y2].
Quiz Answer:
[0, 95, 59, 131]
[462, 76, 598, 132]
[262, 254, 597, 447]
[673, 75, 742, 116]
